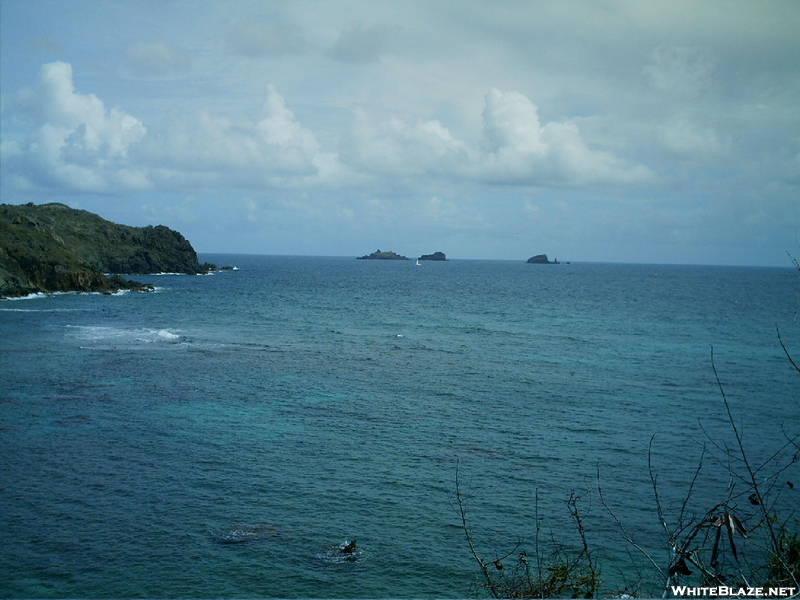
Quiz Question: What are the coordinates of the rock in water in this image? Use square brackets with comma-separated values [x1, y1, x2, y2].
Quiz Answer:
[418, 252, 447, 261]
[317, 539, 364, 563]
[356, 249, 410, 260]
[526, 254, 559, 264]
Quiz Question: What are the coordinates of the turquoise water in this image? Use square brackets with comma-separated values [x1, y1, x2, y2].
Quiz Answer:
[1, 256, 798, 598]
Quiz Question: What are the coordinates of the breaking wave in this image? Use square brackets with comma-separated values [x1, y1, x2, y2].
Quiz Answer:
[65, 325, 185, 348]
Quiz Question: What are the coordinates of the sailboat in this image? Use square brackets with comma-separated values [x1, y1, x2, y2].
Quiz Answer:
[415, 258, 421, 266]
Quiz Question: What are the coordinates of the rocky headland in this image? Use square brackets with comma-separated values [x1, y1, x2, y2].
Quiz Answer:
[0, 203, 218, 298]
[419, 252, 447, 261]
[357, 249, 410, 260]
[526, 254, 559, 264]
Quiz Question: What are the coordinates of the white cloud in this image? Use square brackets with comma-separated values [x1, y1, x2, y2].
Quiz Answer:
[122, 41, 191, 80]
[2, 63, 653, 197]
[257, 85, 320, 154]
[477, 89, 655, 185]
[339, 89, 652, 185]
[481, 89, 548, 155]
[340, 108, 471, 176]
[339, 88, 652, 186]
[15, 61, 148, 192]
[5, 63, 348, 192]
[140, 88, 333, 186]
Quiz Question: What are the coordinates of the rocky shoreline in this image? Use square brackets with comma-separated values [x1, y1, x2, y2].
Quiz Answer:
[0, 203, 217, 299]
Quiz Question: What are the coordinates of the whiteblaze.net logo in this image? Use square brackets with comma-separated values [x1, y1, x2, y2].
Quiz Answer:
[671, 586, 797, 597]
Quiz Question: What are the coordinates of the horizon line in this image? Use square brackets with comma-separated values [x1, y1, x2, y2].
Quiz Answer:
[196, 252, 794, 269]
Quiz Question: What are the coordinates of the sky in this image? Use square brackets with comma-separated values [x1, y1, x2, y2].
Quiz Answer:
[1, 1, 799, 266]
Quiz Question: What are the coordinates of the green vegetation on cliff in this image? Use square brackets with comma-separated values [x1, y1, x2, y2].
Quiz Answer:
[0, 203, 215, 298]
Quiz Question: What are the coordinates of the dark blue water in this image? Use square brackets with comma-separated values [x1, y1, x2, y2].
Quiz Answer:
[1, 257, 798, 598]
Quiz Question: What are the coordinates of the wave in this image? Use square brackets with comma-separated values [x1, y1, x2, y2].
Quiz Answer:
[1, 289, 132, 301]
[2, 292, 55, 301]
[156, 329, 181, 340]
[65, 325, 185, 348]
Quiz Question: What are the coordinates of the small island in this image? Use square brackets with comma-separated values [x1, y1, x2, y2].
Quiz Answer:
[526, 254, 559, 264]
[419, 252, 447, 261]
[357, 249, 410, 260]
[0, 202, 220, 298]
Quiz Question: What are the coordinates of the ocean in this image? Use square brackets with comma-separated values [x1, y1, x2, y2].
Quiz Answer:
[1, 256, 798, 598]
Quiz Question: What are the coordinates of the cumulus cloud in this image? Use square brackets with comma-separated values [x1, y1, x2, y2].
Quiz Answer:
[3, 62, 344, 193]
[340, 108, 471, 176]
[328, 22, 401, 63]
[478, 89, 654, 185]
[257, 86, 320, 152]
[139, 85, 344, 189]
[122, 41, 191, 80]
[13, 61, 148, 191]
[227, 20, 311, 57]
[340, 88, 652, 185]
[3, 62, 650, 198]
[482, 89, 548, 155]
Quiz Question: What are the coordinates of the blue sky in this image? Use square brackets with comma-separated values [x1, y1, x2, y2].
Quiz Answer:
[1, 0, 798, 265]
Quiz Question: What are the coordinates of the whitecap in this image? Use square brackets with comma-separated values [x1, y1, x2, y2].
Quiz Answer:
[2, 289, 138, 301]
[2, 292, 50, 301]
[65, 325, 184, 347]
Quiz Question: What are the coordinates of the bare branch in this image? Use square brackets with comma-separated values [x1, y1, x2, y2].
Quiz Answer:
[777, 325, 800, 375]
[710, 346, 779, 552]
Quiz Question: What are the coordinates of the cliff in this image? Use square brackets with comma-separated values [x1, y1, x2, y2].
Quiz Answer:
[0, 203, 216, 298]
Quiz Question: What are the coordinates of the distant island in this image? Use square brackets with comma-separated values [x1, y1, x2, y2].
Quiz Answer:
[357, 249, 410, 260]
[0, 202, 219, 298]
[526, 254, 559, 264]
[419, 252, 447, 261]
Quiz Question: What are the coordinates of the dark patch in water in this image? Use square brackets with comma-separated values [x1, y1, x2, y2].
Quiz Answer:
[315, 539, 365, 564]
